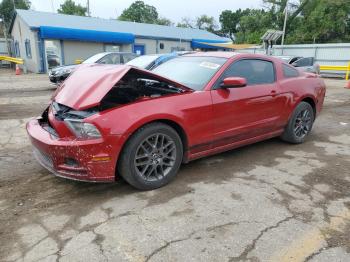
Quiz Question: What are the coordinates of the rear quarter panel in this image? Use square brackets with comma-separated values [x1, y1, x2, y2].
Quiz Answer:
[279, 74, 326, 120]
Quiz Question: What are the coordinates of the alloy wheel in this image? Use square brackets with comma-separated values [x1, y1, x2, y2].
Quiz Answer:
[134, 133, 177, 182]
[294, 109, 312, 138]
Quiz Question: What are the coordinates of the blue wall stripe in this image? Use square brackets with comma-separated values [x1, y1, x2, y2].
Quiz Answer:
[39, 26, 135, 44]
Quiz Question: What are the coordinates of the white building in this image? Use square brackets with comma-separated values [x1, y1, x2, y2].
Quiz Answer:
[9, 9, 230, 73]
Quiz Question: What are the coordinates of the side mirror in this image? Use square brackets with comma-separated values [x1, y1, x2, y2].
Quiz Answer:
[220, 77, 247, 88]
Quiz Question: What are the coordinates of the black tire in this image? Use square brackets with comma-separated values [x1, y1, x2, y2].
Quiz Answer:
[281, 102, 315, 144]
[118, 122, 183, 190]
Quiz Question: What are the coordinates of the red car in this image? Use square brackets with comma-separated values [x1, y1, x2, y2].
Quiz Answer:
[27, 52, 326, 190]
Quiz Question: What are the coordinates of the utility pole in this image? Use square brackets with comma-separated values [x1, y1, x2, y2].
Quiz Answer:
[281, 1, 288, 46]
[87, 0, 90, 16]
[50, 0, 55, 12]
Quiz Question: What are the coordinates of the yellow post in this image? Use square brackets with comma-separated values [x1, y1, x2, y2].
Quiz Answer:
[0, 56, 24, 64]
[346, 62, 350, 81]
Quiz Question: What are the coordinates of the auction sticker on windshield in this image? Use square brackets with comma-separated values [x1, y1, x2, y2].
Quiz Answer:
[199, 61, 221, 70]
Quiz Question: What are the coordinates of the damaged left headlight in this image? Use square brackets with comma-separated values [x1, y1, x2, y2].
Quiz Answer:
[64, 119, 101, 139]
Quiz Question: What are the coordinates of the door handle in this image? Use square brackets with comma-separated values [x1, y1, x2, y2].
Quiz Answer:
[270, 90, 277, 97]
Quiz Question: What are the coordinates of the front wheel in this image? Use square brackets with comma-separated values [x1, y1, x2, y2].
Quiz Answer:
[118, 123, 183, 190]
[281, 102, 315, 144]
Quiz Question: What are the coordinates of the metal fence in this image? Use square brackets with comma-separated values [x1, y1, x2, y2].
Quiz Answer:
[237, 43, 350, 77]
[0, 38, 11, 67]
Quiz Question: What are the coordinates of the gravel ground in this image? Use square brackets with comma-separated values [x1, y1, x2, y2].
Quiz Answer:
[0, 69, 349, 262]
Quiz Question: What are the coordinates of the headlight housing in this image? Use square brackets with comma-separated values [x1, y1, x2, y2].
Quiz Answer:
[64, 119, 101, 139]
[59, 68, 72, 75]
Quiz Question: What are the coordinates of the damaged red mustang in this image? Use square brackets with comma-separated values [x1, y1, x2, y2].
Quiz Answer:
[26, 52, 326, 190]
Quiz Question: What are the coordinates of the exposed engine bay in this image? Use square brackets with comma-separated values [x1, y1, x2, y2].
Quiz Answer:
[100, 70, 185, 110]
[42, 69, 188, 132]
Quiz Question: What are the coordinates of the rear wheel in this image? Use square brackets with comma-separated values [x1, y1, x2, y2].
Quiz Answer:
[119, 123, 183, 190]
[281, 102, 315, 144]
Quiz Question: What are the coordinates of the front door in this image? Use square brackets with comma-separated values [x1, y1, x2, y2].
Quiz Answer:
[210, 59, 286, 148]
[133, 44, 145, 55]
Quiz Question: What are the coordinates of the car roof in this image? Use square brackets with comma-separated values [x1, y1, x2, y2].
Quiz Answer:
[184, 51, 237, 58]
[182, 52, 285, 63]
[98, 52, 136, 55]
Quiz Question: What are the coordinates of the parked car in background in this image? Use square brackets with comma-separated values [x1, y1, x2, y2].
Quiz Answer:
[49, 52, 137, 84]
[47, 54, 60, 68]
[27, 52, 326, 190]
[126, 51, 195, 70]
[273, 55, 320, 75]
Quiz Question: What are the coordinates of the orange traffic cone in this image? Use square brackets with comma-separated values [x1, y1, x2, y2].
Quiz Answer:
[345, 80, 350, 89]
[15, 64, 21, 75]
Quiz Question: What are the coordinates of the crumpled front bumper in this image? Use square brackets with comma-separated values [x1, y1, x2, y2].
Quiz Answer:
[26, 118, 121, 182]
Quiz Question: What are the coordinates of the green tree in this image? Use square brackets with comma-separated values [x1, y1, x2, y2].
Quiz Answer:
[57, 0, 87, 16]
[236, 9, 274, 43]
[219, 8, 274, 44]
[0, 0, 30, 29]
[177, 17, 195, 28]
[118, 1, 173, 26]
[219, 9, 249, 40]
[196, 15, 218, 33]
[119, 1, 158, 24]
[289, 0, 350, 43]
[157, 17, 173, 26]
[262, 0, 311, 38]
[177, 15, 218, 33]
[219, 1, 317, 44]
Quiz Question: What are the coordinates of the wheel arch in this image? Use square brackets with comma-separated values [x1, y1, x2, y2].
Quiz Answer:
[300, 96, 316, 117]
[285, 95, 317, 126]
[115, 118, 190, 179]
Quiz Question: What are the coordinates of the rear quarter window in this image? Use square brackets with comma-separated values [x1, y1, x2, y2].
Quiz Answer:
[283, 64, 300, 78]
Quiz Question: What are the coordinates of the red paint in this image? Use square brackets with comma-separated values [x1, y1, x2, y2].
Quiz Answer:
[26, 52, 326, 182]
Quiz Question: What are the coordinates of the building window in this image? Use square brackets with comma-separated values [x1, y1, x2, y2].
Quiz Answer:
[159, 43, 164, 50]
[104, 44, 120, 52]
[14, 41, 20, 57]
[25, 39, 32, 58]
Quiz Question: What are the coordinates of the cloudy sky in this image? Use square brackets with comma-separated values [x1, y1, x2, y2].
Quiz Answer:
[30, 0, 263, 23]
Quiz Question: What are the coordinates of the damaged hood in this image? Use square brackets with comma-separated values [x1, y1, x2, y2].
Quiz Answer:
[53, 64, 192, 111]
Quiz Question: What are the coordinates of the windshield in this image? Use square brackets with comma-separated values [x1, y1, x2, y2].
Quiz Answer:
[152, 56, 227, 90]
[83, 53, 109, 64]
[126, 55, 160, 69]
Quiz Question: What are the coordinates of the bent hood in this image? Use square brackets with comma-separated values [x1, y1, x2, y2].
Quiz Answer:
[53, 64, 192, 110]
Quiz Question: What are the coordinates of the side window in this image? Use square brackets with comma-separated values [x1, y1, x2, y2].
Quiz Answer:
[283, 64, 299, 78]
[219, 59, 275, 86]
[122, 54, 137, 63]
[25, 39, 32, 58]
[98, 54, 121, 64]
[289, 57, 300, 64]
[293, 57, 314, 67]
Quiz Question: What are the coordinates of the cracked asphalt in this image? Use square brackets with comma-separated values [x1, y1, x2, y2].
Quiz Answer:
[0, 69, 349, 262]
